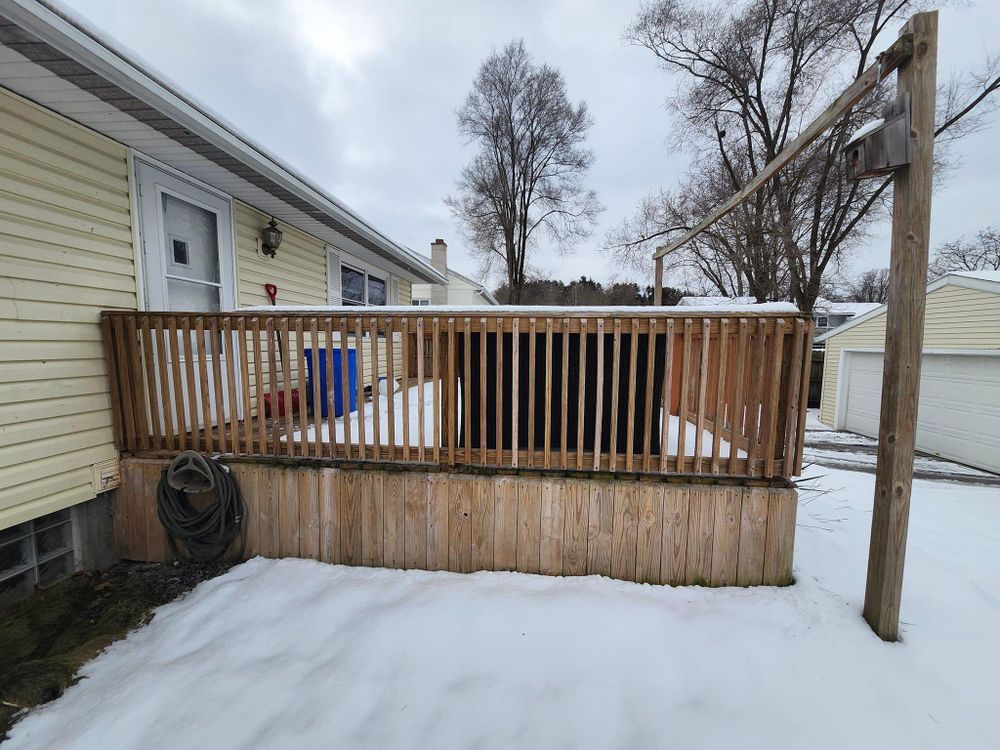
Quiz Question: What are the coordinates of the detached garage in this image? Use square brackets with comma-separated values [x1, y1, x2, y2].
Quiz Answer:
[817, 271, 1000, 474]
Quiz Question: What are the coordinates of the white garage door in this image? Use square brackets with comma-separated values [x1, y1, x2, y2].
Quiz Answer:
[840, 351, 1000, 473]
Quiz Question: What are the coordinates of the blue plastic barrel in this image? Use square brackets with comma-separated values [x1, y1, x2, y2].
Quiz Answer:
[304, 348, 357, 417]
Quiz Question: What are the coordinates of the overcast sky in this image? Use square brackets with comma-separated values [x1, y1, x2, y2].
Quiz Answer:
[60, 0, 1000, 289]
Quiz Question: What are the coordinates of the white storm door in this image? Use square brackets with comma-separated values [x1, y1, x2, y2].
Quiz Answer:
[135, 159, 239, 434]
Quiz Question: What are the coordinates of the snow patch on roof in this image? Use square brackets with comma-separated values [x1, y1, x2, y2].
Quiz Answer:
[951, 270, 1000, 283]
[678, 296, 756, 307]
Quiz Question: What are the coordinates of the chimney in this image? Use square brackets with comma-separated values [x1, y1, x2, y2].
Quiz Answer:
[430, 239, 448, 305]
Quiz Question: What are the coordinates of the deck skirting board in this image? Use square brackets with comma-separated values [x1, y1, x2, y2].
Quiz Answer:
[115, 458, 796, 586]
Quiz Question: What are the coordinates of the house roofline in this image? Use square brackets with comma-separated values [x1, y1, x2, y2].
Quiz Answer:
[1, 0, 447, 284]
[815, 271, 1000, 342]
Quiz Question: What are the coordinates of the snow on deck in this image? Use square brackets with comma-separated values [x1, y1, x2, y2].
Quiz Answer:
[244, 302, 800, 314]
[283, 382, 743, 458]
[6, 467, 999, 748]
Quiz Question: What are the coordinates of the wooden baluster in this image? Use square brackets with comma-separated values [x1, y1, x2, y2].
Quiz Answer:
[251, 317, 266, 455]
[369, 316, 382, 460]
[560, 317, 570, 470]
[447, 318, 457, 465]
[339, 317, 352, 460]
[310, 317, 323, 458]
[194, 317, 214, 453]
[676, 319, 692, 472]
[166, 317, 186, 451]
[527, 318, 536, 468]
[386, 317, 396, 461]
[642, 318, 657, 473]
[278, 318, 293, 455]
[432, 317, 440, 464]
[763, 319, 787, 478]
[125, 315, 150, 452]
[728, 319, 749, 475]
[222, 317, 240, 454]
[608, 319, 622, 471]
[101, 317, 125, 450]
[464, 317, 472, 465]
[209, 317, 228, 454]
[401, 317, 410, 461]
[625, 318, 639, 472]
[744, 319, 768, 476]
[794, 320, 815, 476]
[511, 317, 520, 468]
[659, 319, 675, 472]
[710, 319, 730, 474]
[295, 317, 309, 458]
[577, 319, 587, 470]
[237, 317, 253, 455]
[180, 317, 200, 452]
[592, 319, 605, 471]
[543, 318, 553, 470]
[693, 319, 711, 473]
[354, 317, 366, 460]
[480, 317, 488, 466]
[110, 316, 136, 452]
[266, 317, 280, 453]
[324, 318, 337, 459]
[783, 319, 807, 477]
[152, 317, 174, 451]
[495, 317, 504, 466]
[416, 317, 425, 462]
[138, 316, 162, 452]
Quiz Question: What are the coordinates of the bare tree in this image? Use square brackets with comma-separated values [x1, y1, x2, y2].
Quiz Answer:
[608, 0, 1000, 312]
[929, 227, 1000, 278]
[846, 267, 891, 303]
[446, 40, 602, 303]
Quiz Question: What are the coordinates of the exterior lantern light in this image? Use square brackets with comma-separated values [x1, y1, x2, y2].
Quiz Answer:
[261, 217, 283, 258]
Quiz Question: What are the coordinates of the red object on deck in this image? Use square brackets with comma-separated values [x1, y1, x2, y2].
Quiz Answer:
[263, 389, 299, 418]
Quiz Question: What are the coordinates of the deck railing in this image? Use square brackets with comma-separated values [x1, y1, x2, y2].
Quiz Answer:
[101, 309, 812, 479]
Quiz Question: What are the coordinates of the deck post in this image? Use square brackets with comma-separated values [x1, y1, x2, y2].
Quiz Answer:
[653, 254, 663, 305]
[863, 10, 937, 642]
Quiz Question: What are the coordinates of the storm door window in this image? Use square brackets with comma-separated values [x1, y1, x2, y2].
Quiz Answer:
[162, 193, 222, 313]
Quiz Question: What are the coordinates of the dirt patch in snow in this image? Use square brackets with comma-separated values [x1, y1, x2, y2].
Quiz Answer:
[0, 561, 229, 740]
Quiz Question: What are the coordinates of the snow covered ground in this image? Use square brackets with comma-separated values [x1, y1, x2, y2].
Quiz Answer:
[5, 467, 999, 748]
[288, 382, 742, 458]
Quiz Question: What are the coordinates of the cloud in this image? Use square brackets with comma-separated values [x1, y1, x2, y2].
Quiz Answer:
[58, 0, 1000, 288]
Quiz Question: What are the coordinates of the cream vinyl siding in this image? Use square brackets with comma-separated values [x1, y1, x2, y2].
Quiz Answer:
[235, 201, 327, 307]
[819, 283, 1000, 425]
[234, 205, 409, 406]
[0, 86, 135, 529]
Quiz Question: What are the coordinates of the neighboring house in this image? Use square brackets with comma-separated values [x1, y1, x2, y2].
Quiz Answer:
[817, 271, 1000, 473]
[812, 299, 882, 338]
[411, 239, 498, 306]
[0, 0, 445, 591]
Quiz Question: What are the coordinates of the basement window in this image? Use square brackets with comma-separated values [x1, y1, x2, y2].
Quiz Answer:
[0, 509, 76, 607]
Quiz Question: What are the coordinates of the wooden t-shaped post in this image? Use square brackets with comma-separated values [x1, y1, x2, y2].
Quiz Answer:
[653, 254, 664, 305]
[863, 10, 938, 642]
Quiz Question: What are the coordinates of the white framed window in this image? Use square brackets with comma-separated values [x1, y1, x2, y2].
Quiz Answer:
[412, 299, 431, 306]
[816, 316, 829, 328]
[341, 261, 388, 306]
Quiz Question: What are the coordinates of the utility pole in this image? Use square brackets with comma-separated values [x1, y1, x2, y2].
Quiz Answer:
[863, 10, 938, 641]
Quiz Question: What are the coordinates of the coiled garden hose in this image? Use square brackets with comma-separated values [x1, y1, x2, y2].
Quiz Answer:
[156, 451, 246, 563]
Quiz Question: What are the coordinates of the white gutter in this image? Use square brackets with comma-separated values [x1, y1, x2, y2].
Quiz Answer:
[3, 0, 447, 285]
